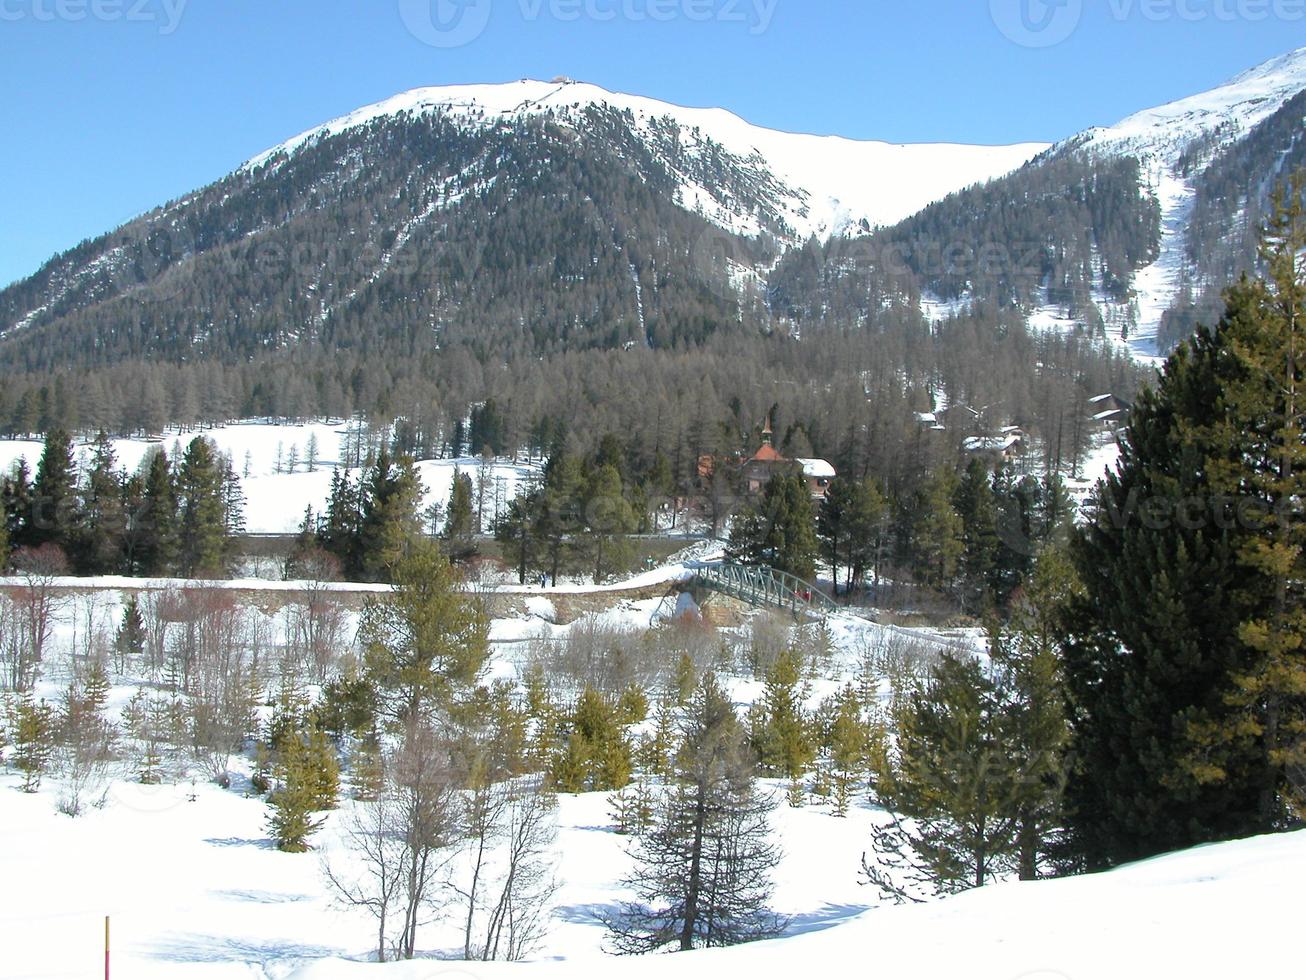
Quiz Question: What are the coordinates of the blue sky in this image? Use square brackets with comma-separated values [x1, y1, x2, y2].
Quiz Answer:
[0, 0, 1299, 287]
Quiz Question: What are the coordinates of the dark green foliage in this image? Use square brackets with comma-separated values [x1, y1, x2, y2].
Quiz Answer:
[444, 469, 476, 559]
[25, 428, 76, 552]
[729, 470, 819, 582]
[1059, 280, 1279, 867]
[176, 436, 239, 577]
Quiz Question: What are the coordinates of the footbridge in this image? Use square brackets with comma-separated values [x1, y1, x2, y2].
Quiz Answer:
[687, 561, 840, 618]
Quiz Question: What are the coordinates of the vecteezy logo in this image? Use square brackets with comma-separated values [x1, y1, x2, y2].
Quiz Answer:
[399, 0, 493, 48]
[990, 0, 1082, 47]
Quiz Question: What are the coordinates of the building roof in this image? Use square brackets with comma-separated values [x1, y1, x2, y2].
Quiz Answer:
[748, 444, 786, 464]
[796, 458, 836, 479]
[963, 434, 1023, 453]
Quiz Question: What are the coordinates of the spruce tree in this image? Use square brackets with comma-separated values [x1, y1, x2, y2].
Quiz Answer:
[176, 436, 230, 577]
[444, 469, 476, 559]
[73, 431, 127, 575]
[1061, 297, 1268, 868]
[133, 449, 179, 576]
[25, 428, 77, 552]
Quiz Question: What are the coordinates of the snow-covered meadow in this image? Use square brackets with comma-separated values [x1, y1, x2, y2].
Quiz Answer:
[0, 552, 1296, 980]
[0, 421, 540, 536]
[0, 556, 979, 980]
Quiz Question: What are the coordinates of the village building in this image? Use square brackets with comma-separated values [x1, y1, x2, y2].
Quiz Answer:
[1089, 393, 1132, 430]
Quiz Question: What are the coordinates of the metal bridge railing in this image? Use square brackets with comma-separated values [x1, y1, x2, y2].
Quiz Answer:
[688, 562, 840, 617]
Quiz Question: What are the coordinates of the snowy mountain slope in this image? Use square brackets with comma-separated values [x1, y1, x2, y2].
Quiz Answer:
[1061, 45, 1306, 359]
[245, 78, 1048, 242]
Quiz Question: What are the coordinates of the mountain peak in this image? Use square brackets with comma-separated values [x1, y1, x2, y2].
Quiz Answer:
[243, 78, 1045, 239]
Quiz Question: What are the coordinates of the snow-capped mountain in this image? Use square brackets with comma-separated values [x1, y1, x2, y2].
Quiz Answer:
[1059, 45, 1306, 360]
[1, 48, 1304, 377]
[244, 77, 1047, 242]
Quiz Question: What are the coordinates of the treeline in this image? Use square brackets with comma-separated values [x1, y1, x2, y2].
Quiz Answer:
[725, 460, 1068, 615]
[0, 430, 245, 579]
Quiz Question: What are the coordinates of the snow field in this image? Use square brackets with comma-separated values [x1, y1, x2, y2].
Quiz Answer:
[0, 420, 540, 536]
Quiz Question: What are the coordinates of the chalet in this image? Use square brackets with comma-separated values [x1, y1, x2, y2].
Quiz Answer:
[1089, 393, 1132, 430]
[962, 429, 1025, 462]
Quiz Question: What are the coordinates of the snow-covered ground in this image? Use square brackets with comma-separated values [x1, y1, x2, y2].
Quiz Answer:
[0, 557, 974, 980]
[0, 543, 1285, 980]
[0, 421, 540, 535]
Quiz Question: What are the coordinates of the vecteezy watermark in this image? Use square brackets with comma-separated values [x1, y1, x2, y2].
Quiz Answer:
[0, 0, 189, 34]
[990, 0, 1083, 47]
[399, 0, 779, 49]
[992, 0, 1304, 46]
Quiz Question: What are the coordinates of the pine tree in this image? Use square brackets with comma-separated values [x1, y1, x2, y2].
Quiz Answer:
[1059, 221, 1296, 866]
[868, 653, 1021, 896]
[8, 694, 56, 793]
[826, 684, 871, 818]
[607, 673, 783, 952]
[25, 428, 77, 552]
[751, 648, 814, 783]
[266, 729, 327, 852]
[444, 469, 476, 559]
[1195, 176, 1306, 823]
[359, 538, 489, 725]
[989, 547, 1076, 878]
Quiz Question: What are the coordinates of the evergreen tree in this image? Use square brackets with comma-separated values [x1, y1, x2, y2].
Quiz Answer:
[176, 436, 231, 577]
[607, 673, 784, 952]
[359, 448, 424, 581]
[954, 458, 1001, 615]
[579, 463, 637, 584]
[114, 596, 147, 672]
[359, 539, 490, 725]
[728, 470, 819, 581]
[132, 449, 179, 576]
[1197, 177, 1306, 823]
[266, 729, 328, 852]
[907, 466, 964, 593]
[25, 428, 77, 552]
[1060, 319, 1266, 868]
[751, 648, 814, 783]
[73, 431, 127, 575]
[989, 548, 1077, 878]
[868, 653, 1020, 896]
[444, 469, 476, 559]
[8, 694, 56, 793]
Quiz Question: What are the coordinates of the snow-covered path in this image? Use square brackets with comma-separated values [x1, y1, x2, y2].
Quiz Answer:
[1125, 166, 1195, 365]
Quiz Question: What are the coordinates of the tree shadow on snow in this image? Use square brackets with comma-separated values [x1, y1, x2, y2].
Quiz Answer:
[208, 888, 315, 904]
[783, 902, 873, 936]
[203, 836, 277, 849]
[147, 934, 338, 963]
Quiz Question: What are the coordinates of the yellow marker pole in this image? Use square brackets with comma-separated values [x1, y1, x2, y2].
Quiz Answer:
[104, 916, 110, 980]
